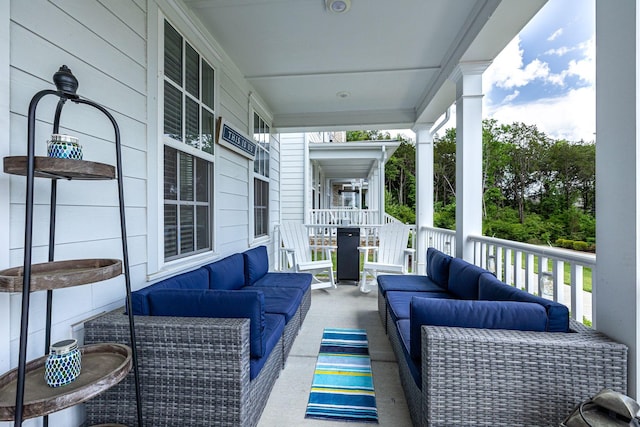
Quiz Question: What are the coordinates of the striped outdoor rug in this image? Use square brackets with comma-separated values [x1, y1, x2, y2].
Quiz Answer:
[305, 328, 378, 423]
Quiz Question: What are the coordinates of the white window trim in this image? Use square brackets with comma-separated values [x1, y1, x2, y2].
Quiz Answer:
[249, 99, 272, 244]
[146, 5, 221, 280]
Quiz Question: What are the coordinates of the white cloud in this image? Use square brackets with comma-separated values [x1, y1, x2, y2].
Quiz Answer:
[484, 86, 595, 142]
[503, 90, 520, 103]
[548, 28, 564, 41]
[545, 46, 573, 56]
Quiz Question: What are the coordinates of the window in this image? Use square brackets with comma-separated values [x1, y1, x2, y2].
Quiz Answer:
[163, 20, 215, 261]
[253, 112, 270, 238]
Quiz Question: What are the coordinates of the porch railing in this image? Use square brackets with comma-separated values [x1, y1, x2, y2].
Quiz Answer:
[308, 209, 379, 226]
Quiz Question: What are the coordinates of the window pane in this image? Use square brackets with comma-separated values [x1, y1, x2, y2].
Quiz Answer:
[164, 21, 182, 85]
[179, 152, 194, 201]
[202, 62, 215, 110]
[185, 97, 199, 148]
[185, 43, 199, 98]
[180, 206, 194, 253]
[164, 146, 177, 200]
[254, 112, 260, 141]
[164, 81, 182, 141]
[195, 157, 209, 202]
[196, 206, 209, 250]
[202, 108, 215, 155]
[164, 204, 178, 258]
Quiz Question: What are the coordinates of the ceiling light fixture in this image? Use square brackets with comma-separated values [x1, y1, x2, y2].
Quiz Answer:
[326, 0, 351, 14]
[336, 91, 350, 99]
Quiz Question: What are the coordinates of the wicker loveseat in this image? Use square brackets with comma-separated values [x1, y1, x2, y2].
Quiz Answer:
[83, 245, 311, 426]
[378, 248, 629, 426]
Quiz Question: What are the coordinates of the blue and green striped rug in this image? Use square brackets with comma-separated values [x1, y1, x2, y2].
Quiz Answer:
[305, 328, 378, 423]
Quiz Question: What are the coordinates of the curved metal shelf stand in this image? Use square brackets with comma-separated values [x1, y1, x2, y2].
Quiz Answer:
[6, 66, 143, 426]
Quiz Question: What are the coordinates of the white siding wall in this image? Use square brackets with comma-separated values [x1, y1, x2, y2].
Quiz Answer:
[280, 133, 306, 223]
[2, 0, 280, 425]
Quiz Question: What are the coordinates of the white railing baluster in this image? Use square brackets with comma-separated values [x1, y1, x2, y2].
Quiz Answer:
[526, 253, 535, 294]
[572, 264, 584, 322]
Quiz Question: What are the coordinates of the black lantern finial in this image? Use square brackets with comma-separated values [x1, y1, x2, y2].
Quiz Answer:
[53, 65, 79, 95]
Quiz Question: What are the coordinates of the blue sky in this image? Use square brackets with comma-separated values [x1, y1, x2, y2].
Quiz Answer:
[483, 0, 595, 141]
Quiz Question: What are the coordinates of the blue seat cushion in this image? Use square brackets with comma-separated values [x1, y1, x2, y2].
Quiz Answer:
[477, 274, 570, 332]
[146, 289, 267, 358]
[447, 258, 490, 300]
[204, 253, 246, 290]
[251, 272, 312, 293]
[131, 267, 209, 315]
[242, 286, 303, 322]
[427, 248, 453, 289]
[386, 291, 454, 323]
[409, 297, 548, 359]
[243, 246, 269, 286]
[377, 274, 447, 296]
[250, 313, 285, 380]
[396, 319, 421, 390]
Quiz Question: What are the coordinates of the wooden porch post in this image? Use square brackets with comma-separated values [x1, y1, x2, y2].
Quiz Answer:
[595, 0, 640, 398]
[451, 62, 489, 262]
[414, 123, 434, 275]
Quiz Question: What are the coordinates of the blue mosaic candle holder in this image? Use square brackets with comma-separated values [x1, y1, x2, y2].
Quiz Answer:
[44, 339, 82, 387]
[47, 134, 82, 160]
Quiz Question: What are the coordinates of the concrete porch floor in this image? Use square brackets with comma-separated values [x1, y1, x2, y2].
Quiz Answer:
[258, 281, 413, 427]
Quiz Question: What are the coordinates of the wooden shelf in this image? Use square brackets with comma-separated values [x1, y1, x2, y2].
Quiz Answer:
[0, 343, 132, 421]
[0, 259, 122, 293]
[3, 156, 115, 180]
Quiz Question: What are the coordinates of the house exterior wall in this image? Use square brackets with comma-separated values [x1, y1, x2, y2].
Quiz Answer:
[2, 1, 279, 425]
[280, 132, 305, 223]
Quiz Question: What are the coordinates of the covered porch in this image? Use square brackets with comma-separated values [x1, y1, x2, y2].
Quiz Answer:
[1, 0, 639, 426]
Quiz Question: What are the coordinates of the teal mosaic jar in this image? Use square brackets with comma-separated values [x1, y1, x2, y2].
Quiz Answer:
[47, 134, 83, 160]
[44, 339, 82, 387]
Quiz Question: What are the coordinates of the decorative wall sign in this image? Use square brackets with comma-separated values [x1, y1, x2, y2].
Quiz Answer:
[216, 117, 256, 159]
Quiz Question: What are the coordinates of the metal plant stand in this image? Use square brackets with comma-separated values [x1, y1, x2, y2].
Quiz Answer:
[0, 66, 143, 426]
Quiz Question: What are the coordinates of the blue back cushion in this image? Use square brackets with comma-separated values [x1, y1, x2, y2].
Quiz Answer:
[477, 274, 570, 332]
[243, 246, 269, 286]
[204, 253, 246, 290]
[147, 289, 267, 358]
[131, 267, 209, 315]
[447, 258, 488, 300]
[427, 248, 452, 289]
[409, 297, 548, 359]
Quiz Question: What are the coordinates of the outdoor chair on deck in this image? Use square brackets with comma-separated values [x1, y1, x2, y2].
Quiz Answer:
[280, 221, 336, 290]
[359, 222, 413, 293]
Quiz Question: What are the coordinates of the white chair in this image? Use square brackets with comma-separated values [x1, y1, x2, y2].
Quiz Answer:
[279, 221, 336, 290]
[359, 223, 414, 293]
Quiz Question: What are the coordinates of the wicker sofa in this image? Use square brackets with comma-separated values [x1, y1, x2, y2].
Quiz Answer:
[83, 245, 312, 427]
[378, 248, 629, 427]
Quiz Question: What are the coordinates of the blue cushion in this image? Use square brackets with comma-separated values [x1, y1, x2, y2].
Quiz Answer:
[204, 253, 246, 290]
[386, 291, 454, 323]
[447, 258, 490, 300]
[409, 297, 548, 359]
[242, 286, 303, 322]
[250, 313, 285, 380]
[251, 272, 312, 293]
[477, 274, 570, 332]
[396, 319, 421, 390]
[427, 248, 452, 289]
[131, 267, 209, 315]
[146, 289, 267, 358]
[243, 246, 269, 286]
[377, 274, 447, 296]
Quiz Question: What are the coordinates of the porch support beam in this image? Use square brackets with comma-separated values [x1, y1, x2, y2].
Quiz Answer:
[414, 123, 434, 275]
[595, 0, 640, 398]
[450, 62, 489, 262]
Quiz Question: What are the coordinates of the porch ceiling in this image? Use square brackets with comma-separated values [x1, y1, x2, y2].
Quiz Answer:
[184, 0, 547, 131]
[310, 140, 400, 179]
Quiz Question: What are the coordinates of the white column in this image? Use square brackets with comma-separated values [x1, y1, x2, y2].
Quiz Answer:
[0, 0, 10, 374]
[414, 123, 434, 275]
[378, 156, 386, 224]
[595, 0, 639, 398]
[450, 62, 489, 262]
